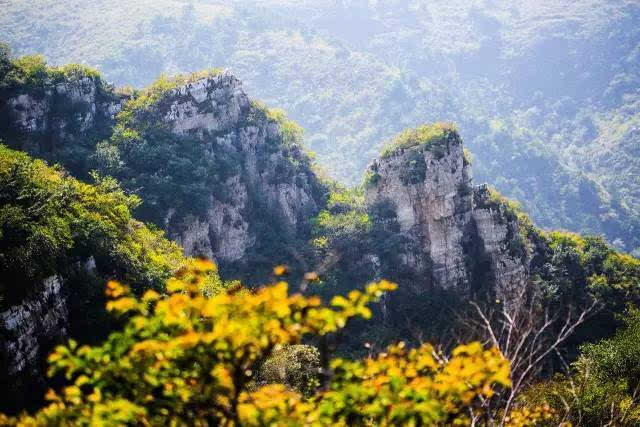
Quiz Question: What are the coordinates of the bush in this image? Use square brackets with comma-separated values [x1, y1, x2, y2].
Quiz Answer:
[519, 308, 640, 425]
[380, 122, 457, 159]
[0, 261, 555, 426]
[0, 145, 218, 305]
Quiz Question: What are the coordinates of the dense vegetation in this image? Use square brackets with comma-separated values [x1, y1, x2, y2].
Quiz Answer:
[0, 144, 193, 306]
[2, 0, 638, 253]
[0, 3, 639, 422]
[2, 258, 638, 425]
[309, 170, 640, 358]
[379, 122, 456, 159]
[0, 46, 326, 282]
[522, 307, 640, 425]
[0, 262, 548, 426]
[0, 143, 227, 412]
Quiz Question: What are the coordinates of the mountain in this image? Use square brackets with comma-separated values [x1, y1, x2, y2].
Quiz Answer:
[0, 51, 326, 283]
[312, 123, 640, 348]
[1, 50, 639, 416]
[364, 124, 529, 297]
[1, 0, 639, 254]
[0, 145, 212, 412]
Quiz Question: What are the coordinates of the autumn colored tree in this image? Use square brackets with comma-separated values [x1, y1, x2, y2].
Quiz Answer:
[1, 261, 554, 426]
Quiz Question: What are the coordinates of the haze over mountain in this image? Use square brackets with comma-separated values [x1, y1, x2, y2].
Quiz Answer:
[3, 0, 640, 254]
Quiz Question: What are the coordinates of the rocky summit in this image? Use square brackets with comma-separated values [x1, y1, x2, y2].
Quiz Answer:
[365, 124, 530, 299]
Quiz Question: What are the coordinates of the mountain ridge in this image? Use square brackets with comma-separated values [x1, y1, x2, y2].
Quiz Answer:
[1, 53, 639, 415]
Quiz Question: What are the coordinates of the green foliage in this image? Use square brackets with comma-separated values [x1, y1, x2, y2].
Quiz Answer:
[520, 308, 640, 425]
[1, 0, 639, 251]
[580, 308, 640, 390]
[312, 186, 371, 249]
[256, 344, 320, 397]
[2, 54, 102, 89]
[380, 123, 457, 159]
[539, 231, 640, 307]
[0, 146, 75, 295]
[0, 144, 218, 306]
[120, 69, 223, 117]
[0, 51, 118, 179]
[314, 209, 371, 237]
[261, 104, 305, 147]
[399, 149, 427, 185]
[363, 169, 381, 189]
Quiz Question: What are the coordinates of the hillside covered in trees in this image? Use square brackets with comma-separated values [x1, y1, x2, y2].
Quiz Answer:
[2, 0, 639, 255]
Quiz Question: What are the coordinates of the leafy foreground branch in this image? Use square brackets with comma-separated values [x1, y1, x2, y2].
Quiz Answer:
[1, 261, 555, 426]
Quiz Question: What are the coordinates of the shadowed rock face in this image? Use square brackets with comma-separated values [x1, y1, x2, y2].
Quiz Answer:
[0, 276, 68, 412]
[365, 128, 530, 298]
[0, 73, 122, 178]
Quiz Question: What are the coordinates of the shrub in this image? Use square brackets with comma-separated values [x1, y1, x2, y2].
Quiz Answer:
[399, 149, 427, 185]
[380, 122, 457, 159]
[0, 145, 217, 305]
[518, 308, 640, 425]
[0, 261, 553, 426]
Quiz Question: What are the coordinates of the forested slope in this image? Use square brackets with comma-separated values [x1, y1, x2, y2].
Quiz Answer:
[2, 0, 639, 253]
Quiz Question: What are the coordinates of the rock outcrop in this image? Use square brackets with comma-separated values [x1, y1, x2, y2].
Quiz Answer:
[0, 72, 121, 176]
[0, 276, 68, 412]
[365, 125, 530, 298]
[152, 73, 325, 268]
[6, 77, 119, 135]
[1, 69, 326, 277]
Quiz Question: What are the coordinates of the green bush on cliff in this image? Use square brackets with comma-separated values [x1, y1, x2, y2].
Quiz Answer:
[0, 144, 221, 306]
[118, 69, 224, 118]
[1, 51, 102, 90]
[380, 122, 457, 159]
[312, 187, 371, 247]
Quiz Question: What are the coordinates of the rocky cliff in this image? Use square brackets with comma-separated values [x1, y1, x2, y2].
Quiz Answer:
[0, 68, 121, 177]
[84, 71, 328, 280]
[1, 65, 326, 280]
[365, 124, 531, 299]
[156, 73, 325, 268]
[0, 275, 68, 412]
[0, 69, 326, 411]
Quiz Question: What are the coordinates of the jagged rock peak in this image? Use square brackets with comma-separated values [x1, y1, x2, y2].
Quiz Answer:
[365, 123, 529, 298]
[160, 71, 251, 137]
[130, 71, 326, 268]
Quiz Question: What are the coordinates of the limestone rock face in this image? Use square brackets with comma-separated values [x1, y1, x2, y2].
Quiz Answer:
[157, 73, 324, 265]
[164, 74, 250, 137]
[0, 276, 69, 410]
[3, 76, 120, 144]
[365, 131, 529, 296]
[472, 185, 529, 299]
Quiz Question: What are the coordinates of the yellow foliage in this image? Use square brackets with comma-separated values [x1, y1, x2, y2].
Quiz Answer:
[1, 262, 539, 426]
